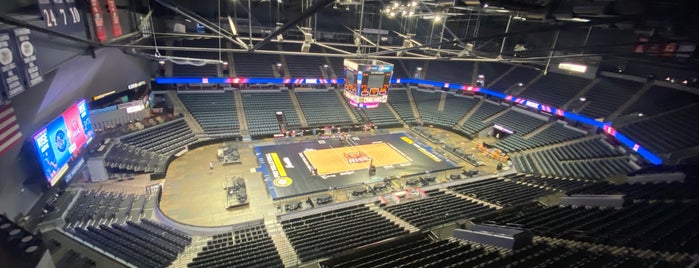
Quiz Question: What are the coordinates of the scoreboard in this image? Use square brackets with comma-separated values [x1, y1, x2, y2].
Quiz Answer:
[343, 59, 393, 108]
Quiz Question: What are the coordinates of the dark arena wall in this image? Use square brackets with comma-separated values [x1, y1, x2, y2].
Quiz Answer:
[0, 46, 153, 218]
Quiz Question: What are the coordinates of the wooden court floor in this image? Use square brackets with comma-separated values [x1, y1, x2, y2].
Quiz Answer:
[303, 143, 410, 175]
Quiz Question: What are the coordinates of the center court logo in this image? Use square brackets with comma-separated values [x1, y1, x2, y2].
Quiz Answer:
[343, 151, 371, 164]
[273, 177, 293, 187]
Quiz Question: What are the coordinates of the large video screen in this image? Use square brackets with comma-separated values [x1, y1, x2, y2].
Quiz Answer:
[33, 99, 94, 186]
[366, 74, 386, 89]
[344, 69, 357, 85]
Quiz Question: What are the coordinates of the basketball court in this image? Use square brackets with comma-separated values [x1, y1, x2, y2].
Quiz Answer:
[303, 143, 410, 175]
[255, 133, 458, 200]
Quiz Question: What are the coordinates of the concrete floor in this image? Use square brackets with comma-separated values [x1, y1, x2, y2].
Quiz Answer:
[415, 127, 505, 175]
[157, 128, 509, 226]
[159, 142, 278, 226]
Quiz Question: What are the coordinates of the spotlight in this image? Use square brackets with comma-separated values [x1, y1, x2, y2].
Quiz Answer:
[274, 23, 284, 42]
[433, 15, 442, 22]
[579, 97, 586, 102]
[457, 43, 473, 57]
[301, 32, 312, 52]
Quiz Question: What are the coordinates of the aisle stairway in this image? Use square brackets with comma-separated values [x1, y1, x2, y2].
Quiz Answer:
[167, 91, 205, 135]
[406, 88, 422, 123]
[486, 65, 516, 88]
[437, 92, 447, 112]
[333, 89, 359, 123]
[355, 108, 370, 123]
[456, 99, 482, 127]
[168, 236, 210, 268]
[277, 45, 291, 78]
[607, 81, 655, 120]
[267, 222, 299, 268]
[233, 89, 250, 140]
[324, 55, 336, 78]
[385, 102, 406, 126]
[563, 78, 599, 110]
[225, 41, 236, 77]
[511, 73, 543, 95]
[523, 121, 554, 139]
[442, 189, 503, 210]
[518, 135, 598, 154]
[482, 107, 511, 122]
[288, 90, 308, 127]
[368, 204, 420, 233]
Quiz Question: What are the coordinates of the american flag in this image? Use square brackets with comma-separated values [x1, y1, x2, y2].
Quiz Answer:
[0, 103, 23, 155]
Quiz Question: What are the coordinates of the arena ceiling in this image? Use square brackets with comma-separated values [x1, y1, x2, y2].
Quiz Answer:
[1, 0, 697, 70]
[148, 1, 697, 56]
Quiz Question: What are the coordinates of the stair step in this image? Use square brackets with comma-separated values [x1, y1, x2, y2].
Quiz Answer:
[233, 89, 248, 132]
[168, 91, 206, 134]
[607, 80, 655, 121]
[267, 222, 300, 267]
[289, 90, 309, 127]
[367, 203, 420, 233]
[168, 236, 210, 268]
[406, 88, 422, 123]
[456, 98, 483, 127]
[333, 88, 360, 123]
[442, 189, 503, 210]
[523, 121, 554, 139]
